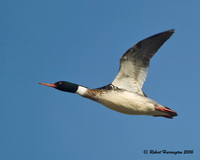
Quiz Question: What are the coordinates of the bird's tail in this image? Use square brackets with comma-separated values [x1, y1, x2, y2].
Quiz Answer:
[154, 106, 178, 119]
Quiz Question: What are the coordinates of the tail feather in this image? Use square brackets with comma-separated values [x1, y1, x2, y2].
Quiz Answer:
[154, 106, 178, 119]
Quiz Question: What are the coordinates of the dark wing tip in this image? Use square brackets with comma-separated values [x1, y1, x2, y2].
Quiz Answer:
[165, 29, 175, 36]
[165, 28, 175, 34]
[147, 29, 175, 40]
[120, 29, 175, 68]
[136, 28, 175, 54]
[168, 29, 175, 32]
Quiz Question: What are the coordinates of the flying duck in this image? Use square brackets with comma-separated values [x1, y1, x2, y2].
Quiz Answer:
[40, 29, 177, 119]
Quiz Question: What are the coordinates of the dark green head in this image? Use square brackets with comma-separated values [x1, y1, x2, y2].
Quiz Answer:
[39, 81, 78, 93]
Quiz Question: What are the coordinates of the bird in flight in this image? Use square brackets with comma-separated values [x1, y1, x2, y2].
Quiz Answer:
[40, 29, 177, 119]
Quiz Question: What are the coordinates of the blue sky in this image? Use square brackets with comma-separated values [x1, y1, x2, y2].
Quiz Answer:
[1, 0, 200, 159]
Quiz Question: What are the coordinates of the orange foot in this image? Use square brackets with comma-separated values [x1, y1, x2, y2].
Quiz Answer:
[154, 106, 178, 119]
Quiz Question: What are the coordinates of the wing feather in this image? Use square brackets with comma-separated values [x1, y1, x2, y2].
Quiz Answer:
[112, 29, 174, 95]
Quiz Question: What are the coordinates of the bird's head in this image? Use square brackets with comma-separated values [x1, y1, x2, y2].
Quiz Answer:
[39, 81, 78, 93]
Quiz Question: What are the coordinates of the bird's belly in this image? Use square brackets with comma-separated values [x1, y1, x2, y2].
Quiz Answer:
[96, 92, 156, 115]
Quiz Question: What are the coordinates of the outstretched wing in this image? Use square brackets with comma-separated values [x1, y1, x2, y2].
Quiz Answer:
[112, 29, 174, 95]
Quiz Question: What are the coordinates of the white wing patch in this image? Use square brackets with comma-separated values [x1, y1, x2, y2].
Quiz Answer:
[112, 29, 174, 95]
[112, 56, 149, 95]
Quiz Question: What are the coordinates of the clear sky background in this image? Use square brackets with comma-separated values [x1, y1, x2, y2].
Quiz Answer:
[1, 0, 200, 160]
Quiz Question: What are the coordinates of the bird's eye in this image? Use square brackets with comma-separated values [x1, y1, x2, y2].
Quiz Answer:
[59, 82, 62, 85]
